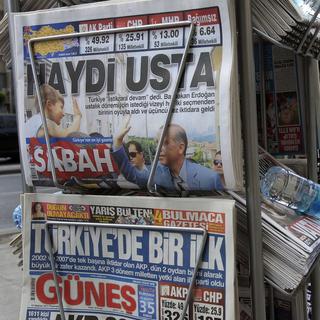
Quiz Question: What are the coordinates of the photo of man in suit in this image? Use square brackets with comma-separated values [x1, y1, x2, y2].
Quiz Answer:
[112, 121, 223, 192]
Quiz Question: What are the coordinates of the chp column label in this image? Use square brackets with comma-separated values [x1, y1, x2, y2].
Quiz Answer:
[149, 12, 184, 50]
[193, 288, 224, 320]
[79, 19, 115, 54]
[115, 16, 149, 52]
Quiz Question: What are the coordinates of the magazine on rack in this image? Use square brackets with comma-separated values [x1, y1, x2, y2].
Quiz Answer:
[20, 193, 236, 320]
[251, 0, 320, 58]
[254, 40, 304, 155]
[11, 0, 242, 194]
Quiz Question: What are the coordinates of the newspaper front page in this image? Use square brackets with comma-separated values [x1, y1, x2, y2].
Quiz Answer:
[20, 193, 236, 320]
[12, 0, 242, 193]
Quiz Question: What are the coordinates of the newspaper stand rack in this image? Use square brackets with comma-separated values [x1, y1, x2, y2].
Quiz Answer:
[44, 221, 208, 320]
[236, 1, 320, 319]
[28, 20, 209, 320]
[251, 4, 320, 319]
[252, 4, 320, 60]
[5, 0, 320, 319]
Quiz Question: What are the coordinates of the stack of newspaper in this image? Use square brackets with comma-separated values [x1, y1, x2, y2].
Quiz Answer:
[235, 193, 320, 293]
[0, 1, 59, 66]
[252, 0, 320, 58]
[60, 0, 104, 4]
[226, 149, 320, 294]
[0, 0, 99, 66]
[0, 14, 10, 65]
[238, 283, 308, 319]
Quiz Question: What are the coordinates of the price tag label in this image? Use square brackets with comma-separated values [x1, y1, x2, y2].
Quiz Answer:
[116, 31, 148, 51]
[150, 28, 184, 49]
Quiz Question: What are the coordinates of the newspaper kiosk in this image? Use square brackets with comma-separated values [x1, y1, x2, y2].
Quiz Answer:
[9, 2, 239, 320]
[5, 0, 320, 319]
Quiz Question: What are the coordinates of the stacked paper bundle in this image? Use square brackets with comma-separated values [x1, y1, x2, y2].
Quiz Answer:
[0, 14, 10, 65]
[238, 284, 307, 319]
[224, 148, 320, 294]
[0, 0, 101, 66]
[235, 194, 320, 294]
[0, 0, 59, 66]
[252, 0, 320, 58]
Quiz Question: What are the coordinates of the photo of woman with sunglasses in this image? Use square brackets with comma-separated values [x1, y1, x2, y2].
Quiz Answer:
[213, 150, 225, 186]
[127, 140, 148, 174]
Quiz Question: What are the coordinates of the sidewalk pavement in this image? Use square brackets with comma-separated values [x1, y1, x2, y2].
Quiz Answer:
[0, 161, 24, 319]
[0, 163, 20, 175]
[0, 229, 23, 320]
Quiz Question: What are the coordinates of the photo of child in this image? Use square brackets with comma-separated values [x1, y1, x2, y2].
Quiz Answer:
[25, 83, 82, 138]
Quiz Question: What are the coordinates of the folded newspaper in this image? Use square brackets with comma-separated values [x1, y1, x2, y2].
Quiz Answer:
[252, 0, 320, 58]
[20, 193, 236, 320]
[11, 0, 243, 194]
[227, 148, 320, 294]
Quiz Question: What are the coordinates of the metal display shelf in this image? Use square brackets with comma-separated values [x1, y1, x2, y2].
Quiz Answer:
[237, 1, 320, 319]
[5, 0, 320, 319]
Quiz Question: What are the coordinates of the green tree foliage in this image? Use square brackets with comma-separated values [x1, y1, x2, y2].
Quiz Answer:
[192, 147, 203, 163]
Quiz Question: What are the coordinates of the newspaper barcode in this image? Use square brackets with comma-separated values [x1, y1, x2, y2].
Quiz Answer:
[30, 278, 35, 300]
[30, 164, 38, 180]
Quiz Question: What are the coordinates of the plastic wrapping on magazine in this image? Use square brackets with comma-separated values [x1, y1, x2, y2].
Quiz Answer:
[12, 204, 22, 230]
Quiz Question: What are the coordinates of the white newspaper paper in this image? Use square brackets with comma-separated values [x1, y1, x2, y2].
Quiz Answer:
[12, 0, 242, 193]
[20, 193, 236, 320]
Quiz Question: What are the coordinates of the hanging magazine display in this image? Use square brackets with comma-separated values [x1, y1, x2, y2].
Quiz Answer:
[12, 0, 242, 193]
[20, 193, 236, 320]
[254, 41, 304, 155]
